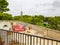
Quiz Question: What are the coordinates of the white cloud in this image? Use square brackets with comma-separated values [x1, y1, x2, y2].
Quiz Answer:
[7, 0, 60, 16]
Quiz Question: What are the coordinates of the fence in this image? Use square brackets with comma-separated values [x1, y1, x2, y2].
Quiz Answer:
[0, 29, 60, 45]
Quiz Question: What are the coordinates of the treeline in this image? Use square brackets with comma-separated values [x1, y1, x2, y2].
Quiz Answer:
[0, 13, 60, 31]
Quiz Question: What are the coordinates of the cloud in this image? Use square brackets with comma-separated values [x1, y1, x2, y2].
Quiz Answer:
[53, 0, 60, 8]
[46, 0, 60, 16]
[7, 0, 60, 16]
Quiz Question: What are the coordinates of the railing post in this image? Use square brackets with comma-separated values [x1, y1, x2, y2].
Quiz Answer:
[30, 36, 32, 45]
[25, 35, 26, 45]
[56, 42, 58, 45]
[47, 40, 49, 45]
[28, 35, 29, 45]
[7, 31, 8, 45]
[40, 38, 41, 45]
[36, 37, 38, 45]
[51, 40, 53, 45]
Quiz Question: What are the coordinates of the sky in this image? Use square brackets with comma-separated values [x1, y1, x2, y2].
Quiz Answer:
[7, 0, 60, 16]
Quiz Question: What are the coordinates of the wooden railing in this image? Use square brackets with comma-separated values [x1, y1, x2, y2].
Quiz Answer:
[0, 29, 60, 45]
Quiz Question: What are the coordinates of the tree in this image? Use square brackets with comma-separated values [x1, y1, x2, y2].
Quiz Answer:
[0, 13, 13, 20]
[21, 15, 32, 23]
[30, 15, 44, 26]
[0, 0, 9, 13]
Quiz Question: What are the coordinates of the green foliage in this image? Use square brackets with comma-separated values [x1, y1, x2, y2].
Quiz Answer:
[30, 15, 44, 26]
[13, 16, 20, 20]
[44, 17, 60, 30]
[0, 0, 9, 13]
[0, 13, 13, 20]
